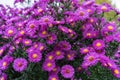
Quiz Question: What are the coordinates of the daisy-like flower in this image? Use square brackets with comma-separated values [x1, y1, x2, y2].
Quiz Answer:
[114, 32, 120, 42]
[75, 7, 89, 20]
[84, 52, 99, 66]
[58, 41, 71, 51]
[92, 39, 105, 50]
[58, 25, 69, 34]
[37, 42, 46, 52]
[0, 47, 5, 56]
[80, 47, 90, 54]
[112, 68, 120, 78]
[46, 33, 57, 44]
[39, 16, 54, 26]
[28, 51, 42, 62]
[13, 58, 28, 72]
[104, 23, 116, 32]
[4, 26, 17, 37]
[66, 50, 76, 61]
[98, 3, 111, 12]
[54, 50, 64, 60]
[39, 30, 48, 38]
[49, 66, 60, 75]
[61, 65, 74, 78]
[22, 39, 32, 46]
[42, 60, 55, 72]
[0, 59, 9, 70]
[48, 75, 59, 80]
[0, 73, 7, 80]
[45, 52, 55, 61]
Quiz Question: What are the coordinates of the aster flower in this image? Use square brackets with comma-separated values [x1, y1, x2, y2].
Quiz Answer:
[92, 39, 105, 50]
[66, 50, 76, 61]
[4, 26, 17, 37]
[80, 47, 90, 54]
[74, 7, 89, 20]
[37, 42, 46, 52]
[22, 39, 32, 46]
[42, 60, 55, 72]
[45, 52, 55, 61]
[104, 23, 116, 32]
[84, 52, 99, 66]
[0, 59, 9, 70]
[13, 58, 28, 72]
[48, 75, 59, 80]
[114, 32, 120, 42]
[58, 41, 71, 51]
[28, 51, 42, 63]
[112, 68, 120, 78]
[61, 65, 74, 78]
[39, 30, 48, 38]
[0, 73, 7, 80]
[49, 66, 60, 75]
[54, 50, 64, 60]
[39, 16, 54, 26]
[46, 33, 57, 44]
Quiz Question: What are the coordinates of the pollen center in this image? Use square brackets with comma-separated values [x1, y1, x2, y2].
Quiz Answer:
[96, 42, 101, 47]
[88, 56, 94, 61]
[3, 62, 7, 66]
[56, 51, 61, 56]
[108, 26, 113, 30]
[52, 78, 57, 80]
[8, 30, 13, 34]
[79, 11, 84, 16]
[83, 49, 89, 53]
[48, 55, 53, 60]
[32, 53, 38, 59]
[114, 69, 119, 74]
[101, 6, 107, 11]
[47, 63, 52, 67]
[42, 31, 47, 35]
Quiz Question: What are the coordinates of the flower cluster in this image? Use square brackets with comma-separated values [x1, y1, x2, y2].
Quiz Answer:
[0, 0, 120, 80]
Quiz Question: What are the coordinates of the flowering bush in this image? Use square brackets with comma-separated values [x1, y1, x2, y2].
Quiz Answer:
[0, 0, 120, 80]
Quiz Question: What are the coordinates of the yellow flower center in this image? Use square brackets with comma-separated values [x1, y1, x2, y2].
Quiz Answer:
[42, 31, 47, 35]
[25, 41, 30, 44]
[32, 53, 38, 59]
[52, 78, 57, 80]
[67, 54, 71, 59]
[88, 56, 94, 61]
[83, 49, 89, 53]
[38, 8, 43, 13]
[96, 42, 101, 47]
[86, 33, 91, 37]
[8, 30, 13, 34]
[79, 11, 84, 16]
[30, 24, 35, 28]
[0, 77, 5, 80]
[52, 68, 57, 71]
[40, 46, 44, 51]
[114, 69, 119, 74]
[47, 63, 52, 67]
[3, 62, 7, 66]
[108, 26, 113, 30]
[87, 9, 91, 13]
[101, 6, 107, 11]
[0, 49, 3, 54]
[56, 51, 61, 56]
[18, 62, 22, 67]
[20, 31, 25, 35]
[48, 55, 53, 60]
[44, 18, 49, 22]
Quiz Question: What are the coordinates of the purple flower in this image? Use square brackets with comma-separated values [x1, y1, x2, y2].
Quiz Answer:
[114, 32, 120, 42]
[39, 16, 54, 26]
[75, 7, 89, 20]
[80, 47, 90, 54]
[54, 50, 64, 60]
[28, 51, 42, 63]
[92, 39, 105, 50]
[22, 39, 32, 46]
[45, 52, 55, 61]
[58, 41, 71, 51]
[112, 68, 120, 78]
[13, 58, 28, 72]
[104, 23, 116, 32]
[66, 50, 76, 61]
[46, 33, 57, 44]
[48, 75, 59, 80]
[61, 65, 74, 78]
[84, 52, 99, 66]
[4, 26, 17, 37]
[0, 73, 7, 80]
[42, 60, 55, 72]
[0, 59, 9, 70]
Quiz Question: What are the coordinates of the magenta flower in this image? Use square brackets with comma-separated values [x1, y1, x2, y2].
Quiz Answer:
[28, 51, 42, 63]
[114, 32, 120, 42]
[58, 41, 71, 51]
[54, 50, 64, 60]
[61, 65, 74, 78]
[92, 39, 105, 50]
[48, 75, 59, 80]
[42, 60, 55, 72]
[13, 58, 28, 72]
[112, 68, 120, 78]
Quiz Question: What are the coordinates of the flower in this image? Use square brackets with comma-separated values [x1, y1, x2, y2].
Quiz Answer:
[61, 65, 74, 78]
[22, 39, 32, 46]
[4, 26, 17, 37]
[46, 33, 57, 44]
[54, 50, 64, 60]
[92, 39, 105, 50]
[80, 47, 90, 54]
[0, 59, 9, 70]
[42, 61, 55, 72]
[0, 73, 7, 80]
[84, 52, 99, 66]
[112, 68, 120, 78]
[114, 32, 120, 42]
[28, 51, 42, 62]
[48, 75, 59, 80]
[66, 50, 76, 61]
[104, 23, 116, 32]
[75, 7, 89, 20]
[13, 58, 28, 72]
[58, 41, 71, 51]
